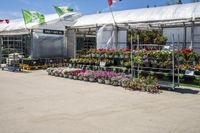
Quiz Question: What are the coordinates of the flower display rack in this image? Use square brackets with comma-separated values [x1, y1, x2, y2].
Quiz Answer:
[69, 46, 200, 88]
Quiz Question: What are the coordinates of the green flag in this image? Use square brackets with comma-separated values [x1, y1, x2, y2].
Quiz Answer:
[54, 6, 73, 16]
[22, 9, 45, 25]
[22, 10, 32, 24]
[34, 12, 45, 24]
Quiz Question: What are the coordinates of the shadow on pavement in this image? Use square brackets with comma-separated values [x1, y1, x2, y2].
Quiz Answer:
[173, 87, 199, 94]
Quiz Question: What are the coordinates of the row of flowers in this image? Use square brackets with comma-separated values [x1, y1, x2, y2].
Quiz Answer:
[128, 30, 168, 45]
[86, 48, 199, 62]
[69, 58, 113, 66]
[47, 67, 160, 93]
[85, 48, 200, 70]
[87, 49, 131, 59]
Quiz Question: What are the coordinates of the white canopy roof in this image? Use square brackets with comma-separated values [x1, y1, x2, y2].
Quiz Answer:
[0, 12, 81, 35]
[73, 2, 200, 28]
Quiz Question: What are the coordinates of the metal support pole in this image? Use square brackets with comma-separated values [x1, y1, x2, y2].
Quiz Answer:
[177, 34, 180, 87]
[30, 30, 34, 58]
[191, 22, 194, 49]
[114, 26, 118, 50]
[137, 35, 140, 78]
[131, 30, 133, 79]
[172, 34, 175, 90]
[183, 23, 187, 49]
[96, 24, 98, 49]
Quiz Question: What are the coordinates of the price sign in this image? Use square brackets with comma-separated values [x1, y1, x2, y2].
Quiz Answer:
[100, 62, 106, 67]
[185, 69, 194, 76]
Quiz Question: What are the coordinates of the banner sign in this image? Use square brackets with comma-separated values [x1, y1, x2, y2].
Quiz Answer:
[43, 29, 64, 35]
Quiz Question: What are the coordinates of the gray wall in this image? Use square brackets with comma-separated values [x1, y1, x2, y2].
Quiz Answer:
[31, 32, 66, 58]
[163, 26, 200, 53]
[66, 29, 76, 58]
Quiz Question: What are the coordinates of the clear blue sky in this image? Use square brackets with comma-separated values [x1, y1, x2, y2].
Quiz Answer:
[0, 0, 195, 19]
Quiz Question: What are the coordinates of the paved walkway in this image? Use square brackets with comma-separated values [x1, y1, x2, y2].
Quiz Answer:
[0, 70, 200, 133]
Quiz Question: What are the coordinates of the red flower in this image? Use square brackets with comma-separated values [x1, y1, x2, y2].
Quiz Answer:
[178, 48, 193, 54]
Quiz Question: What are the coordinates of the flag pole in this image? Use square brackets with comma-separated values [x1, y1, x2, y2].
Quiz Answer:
[108, 3, 118, 49]
[109, 6, 117, 25]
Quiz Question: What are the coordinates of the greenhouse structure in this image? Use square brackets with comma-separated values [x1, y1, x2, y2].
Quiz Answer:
[0, 12, 81, 63]
[68, 2, 200, 57]
[1, 2, 200, 59]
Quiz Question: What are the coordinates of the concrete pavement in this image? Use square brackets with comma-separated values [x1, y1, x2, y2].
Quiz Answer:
[0, 70, 200, 133]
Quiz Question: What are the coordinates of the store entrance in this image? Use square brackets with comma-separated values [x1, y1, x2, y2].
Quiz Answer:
[76, 36, 96, 56]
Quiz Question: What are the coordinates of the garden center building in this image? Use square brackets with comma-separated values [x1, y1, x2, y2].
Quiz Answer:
[67, 2, 200, 57]
[0, 12, 80, 61]
[1, 2, 200, 59]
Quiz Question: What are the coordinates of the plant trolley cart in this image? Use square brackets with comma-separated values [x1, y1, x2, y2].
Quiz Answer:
[130, 33, 180, 90]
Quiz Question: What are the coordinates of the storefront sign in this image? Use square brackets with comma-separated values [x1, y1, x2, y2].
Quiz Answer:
[43, 29, 64, 35]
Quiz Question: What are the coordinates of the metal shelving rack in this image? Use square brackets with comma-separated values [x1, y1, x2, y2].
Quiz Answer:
[130, 35, 180, 90]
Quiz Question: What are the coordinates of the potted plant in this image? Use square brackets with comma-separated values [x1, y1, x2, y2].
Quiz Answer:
[111, 76, 122, 86]
[88, 72, 96, 82]
[133, 56, 144, 66]
[143, 58, 150, 67]
[73, 75, 78, 80]
[63, 70, 69, 78]
[119, 51, 125, 59]
[78, 74, 83, 80]
[151, 60, 158, 68]
[97, 78, 104, 84]
[161, 61, 172, 69]
[68, 74, 73, 79]
[124, 52, 130, 59]
[95, 71, 106, 84]
[124, 61, 131, 68]
[104, 77, 111, 85]
[113, 51, 119, 59]
[108, 52, 113, 58]
[83, 76, 88, 81]
[121, 77, 130, 88]
[154, 35, 167, 45]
